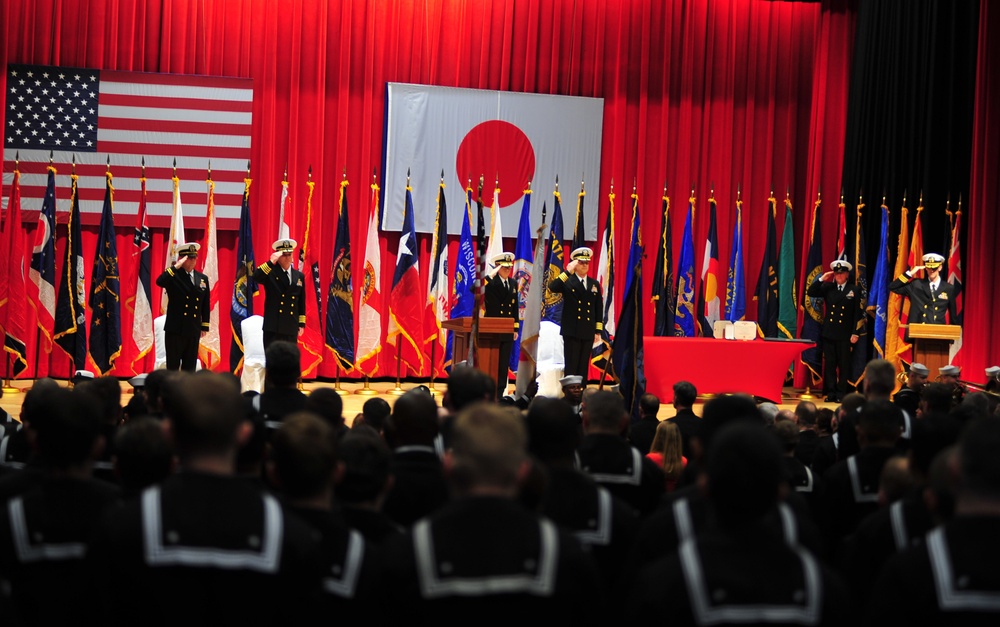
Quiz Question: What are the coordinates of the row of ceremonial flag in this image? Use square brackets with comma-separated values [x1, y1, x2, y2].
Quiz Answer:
[2, 163, 963, 400]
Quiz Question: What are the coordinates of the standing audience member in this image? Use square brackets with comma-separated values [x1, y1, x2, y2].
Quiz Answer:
[646, 421, 687, 493]
[628, 393, 661, 456]
[381, 389, 449, 527]
[794, 401, 821, 467]
[866, 418, 1000, 624]
[820, 400, 904, 548]
[894, 362, 929, 418]
[267, 413, 382, 621]
[667, 381, 700, 460]
[334, 432, 404, 544]
[577, 391, 665, 516]
[0, 387, 120, 626]
[382, 403, 605, 624]
[774, 421, 823, 523]
[252, 340, 307, 433]
[90, 373, 324, 625]
[626, 422, 852, 624]
[525, 397, 639, 595]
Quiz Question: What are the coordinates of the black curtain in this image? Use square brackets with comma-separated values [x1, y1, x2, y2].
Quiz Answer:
[841, 0, 978, 262]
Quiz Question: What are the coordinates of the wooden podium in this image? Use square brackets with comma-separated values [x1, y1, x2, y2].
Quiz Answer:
[442, 316, 516, 380]
[907, 323, 962, 374]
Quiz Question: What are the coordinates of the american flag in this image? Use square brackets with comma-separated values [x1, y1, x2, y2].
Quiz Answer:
[3, 64, 252, 227]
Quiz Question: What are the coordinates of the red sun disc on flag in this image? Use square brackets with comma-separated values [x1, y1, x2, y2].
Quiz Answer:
[455, 121, 535, 204]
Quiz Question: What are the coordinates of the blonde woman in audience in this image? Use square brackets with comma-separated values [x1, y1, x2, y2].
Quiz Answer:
[646, 421, 686, 492]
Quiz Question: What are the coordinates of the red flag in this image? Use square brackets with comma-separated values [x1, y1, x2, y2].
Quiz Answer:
[298, 178, 324, 377]
[387, 185, 425, 374]
[898, 205, 925, 365]
[947, 203, 963, 363]
[197, 179, 221, 370]
[356, 179, 383, 376]
[0, 168, 29, 377]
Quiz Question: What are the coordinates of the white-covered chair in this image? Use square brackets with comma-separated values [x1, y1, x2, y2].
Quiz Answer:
[153, 314, 203, 371]
[535, 321, 566, 398]
[153, 315, 167, 370]
[240, 315, 266, 393]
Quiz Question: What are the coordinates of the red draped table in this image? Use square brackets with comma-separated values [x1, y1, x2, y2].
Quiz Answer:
[643, 337, 815, 402]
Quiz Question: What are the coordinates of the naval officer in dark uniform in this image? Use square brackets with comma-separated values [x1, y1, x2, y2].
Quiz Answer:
[155, 242, 210, 371]
[889, 252, 959, 327]
[484, 252, 518, 400]
[253, 238, 306, 348]
[548, 246, 604, 379]
[807, 260, 862, 402]
[894, 362, 929, 417]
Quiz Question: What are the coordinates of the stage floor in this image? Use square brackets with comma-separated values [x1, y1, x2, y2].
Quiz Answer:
[0, 378, 836, 424]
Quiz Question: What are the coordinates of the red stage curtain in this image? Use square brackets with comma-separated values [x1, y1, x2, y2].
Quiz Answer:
[2, 0, 858, 380]
[964, 0, 1000, 377]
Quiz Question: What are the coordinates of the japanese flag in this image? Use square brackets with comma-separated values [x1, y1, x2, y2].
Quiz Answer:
[382, 83, 603, 239]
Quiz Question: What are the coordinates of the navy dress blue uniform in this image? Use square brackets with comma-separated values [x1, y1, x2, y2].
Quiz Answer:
[888, 270, 959, 327]
[253, 252, 306, 348]
[548, 248, 604, 378]
[155, 249, 210, 372]
[807, 263, 862, 400]
[484, 258, 519, 399]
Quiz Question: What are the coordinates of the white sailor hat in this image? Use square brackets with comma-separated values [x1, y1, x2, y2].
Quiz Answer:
[985, 366, 1000, 378]
[128, 373, 148, 389]
[72, 370, 95, 385]
[570, 247, 594, 262]
[830, 260, 853, 273]
[272, 238, 297, 253]
[492, 252, 514, 267]
[939, 364, 961, 377]
[909, 363, 930, 377]
[176, 242, 200, 258]
[922, 252, 945, 269]
[559, 375, 584, 387]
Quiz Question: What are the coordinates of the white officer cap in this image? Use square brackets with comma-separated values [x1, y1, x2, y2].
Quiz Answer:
[985, 366, 1000, 378]
[909, 363, 930, 377]
[560, 375, 584, 387]
[72, 370, 95, 385]
[830, 260, 853, 273]
[922, 253, 945, 269]
[570, 247, 594, 262]
[128, 373, 148, 389]
[176, 242, 200, 258]
[939, 364, 961, 377]
[272, 238, 297, 253]
[492, 252, 514, 267]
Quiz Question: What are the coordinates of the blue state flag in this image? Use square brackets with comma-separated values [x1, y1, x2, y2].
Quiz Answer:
[869, 204, 890, 357]
[54, 171, 87, 371]
[542, 190, 565, 324]
[673, 198, 696, 337]
[613, 246, 646, 422]
[326, 179, 355, 369]
[88, 173, 122, 375]
[229, 179, 257, 373]
[624, 192, 642, 298]
[651, 192, 675, 335]
[447, 187, 476, 369]
[725, 200, 746, 321]
[510, 190, 533, 371]
[800, 200, 824, 382]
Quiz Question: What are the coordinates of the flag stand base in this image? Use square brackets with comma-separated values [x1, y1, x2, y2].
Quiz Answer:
[2, 380, 21, 395]
[387, 382, 407, 396]
[354, 377, 378, 396]
[798, 386, 818, 400]
[334, 370, 349, 396]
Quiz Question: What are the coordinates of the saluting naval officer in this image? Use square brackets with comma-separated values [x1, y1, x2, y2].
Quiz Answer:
[155, 242, 210, 371]
[888, 252, 960, 327]
[807, 260, 862, 402]
[548, 247, 604, 378]
[484, 252, 519, 400]
[253, 238, 306, 348]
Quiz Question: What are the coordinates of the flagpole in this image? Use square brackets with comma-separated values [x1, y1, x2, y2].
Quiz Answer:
[388, 169, 411, 397]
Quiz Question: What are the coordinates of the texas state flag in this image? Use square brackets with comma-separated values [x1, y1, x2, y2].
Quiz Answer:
[382, 83, 603, 239]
